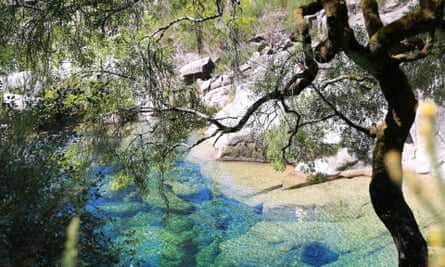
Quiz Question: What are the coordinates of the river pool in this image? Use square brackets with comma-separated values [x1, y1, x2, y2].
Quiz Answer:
[86, 155, 407, 267]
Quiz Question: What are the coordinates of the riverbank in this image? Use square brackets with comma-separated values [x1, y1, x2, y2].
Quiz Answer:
[187, 140, 443, 211]
[187, 140, 445, 265]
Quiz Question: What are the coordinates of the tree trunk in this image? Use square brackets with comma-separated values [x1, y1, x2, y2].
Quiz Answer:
[370, 62, 427, 266]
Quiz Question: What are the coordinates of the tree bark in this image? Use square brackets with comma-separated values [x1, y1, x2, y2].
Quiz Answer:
[370, 62, 427, 266]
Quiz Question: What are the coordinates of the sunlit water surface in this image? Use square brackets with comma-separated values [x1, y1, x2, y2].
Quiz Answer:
[88, 160, 397, 267]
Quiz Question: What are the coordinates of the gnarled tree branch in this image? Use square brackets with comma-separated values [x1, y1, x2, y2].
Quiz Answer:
[369, 9, 441, 56]
[391, 32, 435, 61]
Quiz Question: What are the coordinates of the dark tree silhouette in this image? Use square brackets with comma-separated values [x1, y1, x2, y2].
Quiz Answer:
[289, 1, 444, 265]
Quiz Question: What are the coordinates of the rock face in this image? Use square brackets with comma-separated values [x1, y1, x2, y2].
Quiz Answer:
[174, 30, 301, 162]
[198, 74, 234, 108]
[1, 72, 43, 110]
[205, 83, 271, 161]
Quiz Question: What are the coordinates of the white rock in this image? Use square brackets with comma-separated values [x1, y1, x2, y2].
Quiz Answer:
[197, 79, 212, 94]
[3, 93, 27, 110]
[296, 148, 364, 176]
[202, 85, 233, 108]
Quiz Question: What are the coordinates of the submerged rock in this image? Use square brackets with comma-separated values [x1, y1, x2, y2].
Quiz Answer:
[301, 242, 339, 267]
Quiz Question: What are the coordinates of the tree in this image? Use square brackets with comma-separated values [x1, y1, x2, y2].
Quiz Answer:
[2, 0, 445, 265]
[291, 1, 443, 265]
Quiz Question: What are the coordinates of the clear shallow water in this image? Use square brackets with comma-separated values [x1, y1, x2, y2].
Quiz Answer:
[87, 160, 397, 267]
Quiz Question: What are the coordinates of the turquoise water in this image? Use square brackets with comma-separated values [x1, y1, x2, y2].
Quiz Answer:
[87, 160, 398, 267]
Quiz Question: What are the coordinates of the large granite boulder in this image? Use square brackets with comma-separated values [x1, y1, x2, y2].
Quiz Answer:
[295, 148, 369, 176]
[206, 84, 270, 161]
[198, 74, 235, 108]
[180, 57, 215, 84]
